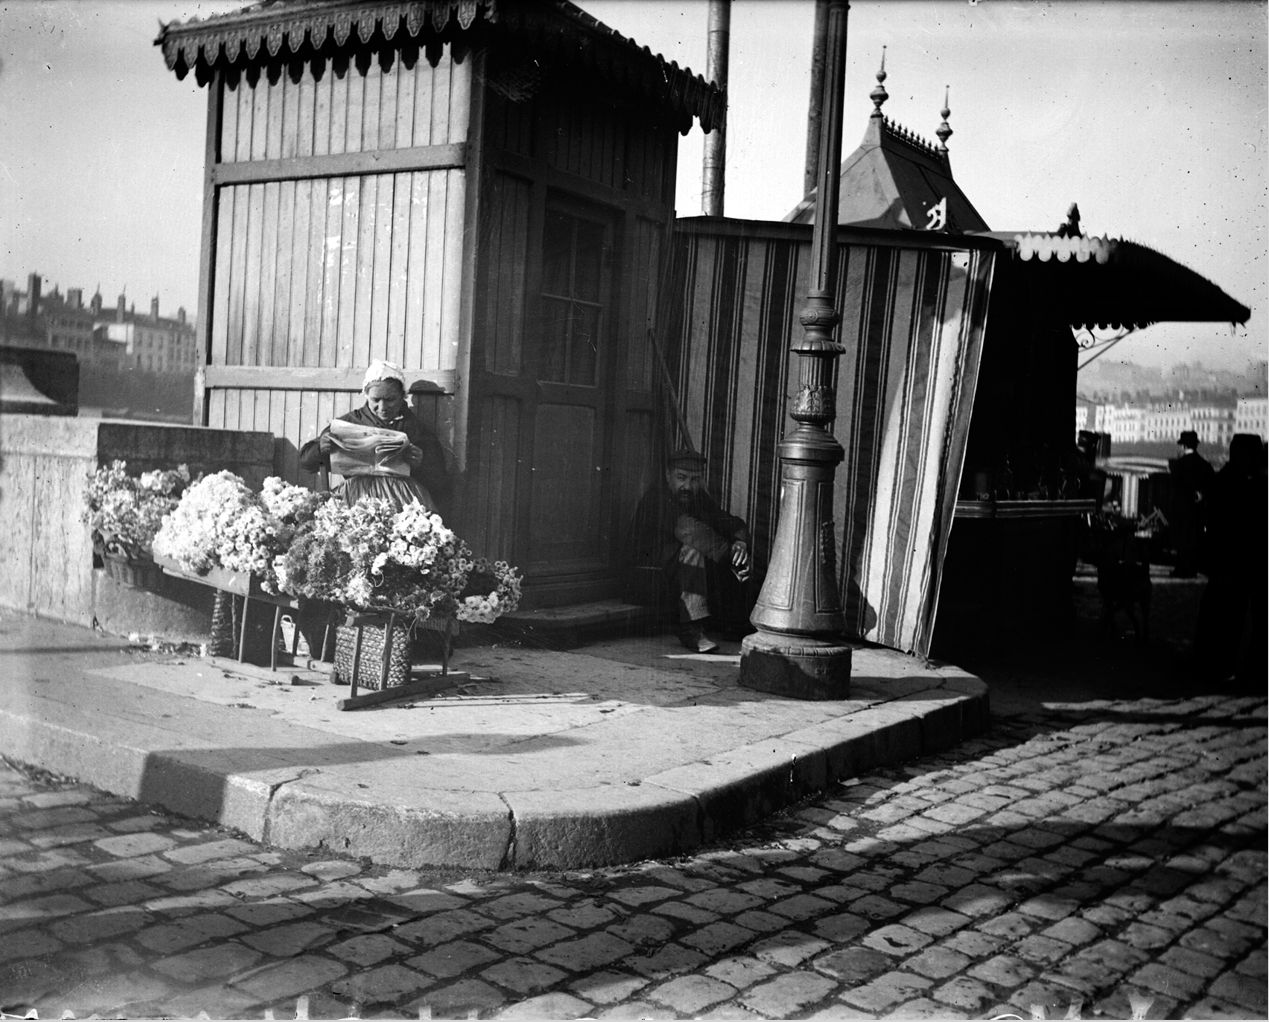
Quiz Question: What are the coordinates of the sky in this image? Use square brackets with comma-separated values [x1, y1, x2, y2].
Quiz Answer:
[1, 0, 1265, 371]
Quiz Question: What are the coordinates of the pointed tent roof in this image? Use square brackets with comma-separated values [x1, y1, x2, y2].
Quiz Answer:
[785, 57, 988, 232]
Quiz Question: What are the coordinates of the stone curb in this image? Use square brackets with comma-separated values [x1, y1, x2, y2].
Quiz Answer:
[0, 642, 989, 870]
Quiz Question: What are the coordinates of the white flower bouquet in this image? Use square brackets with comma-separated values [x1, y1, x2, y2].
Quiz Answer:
[83, 460, 190, 561]
[153, 471, 331, 592]
[274, 498, 522, 626]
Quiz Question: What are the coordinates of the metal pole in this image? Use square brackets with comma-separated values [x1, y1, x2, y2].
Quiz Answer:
[804, 0, 829, 197]
[739, 0, 852, 700]
[701, 0, 730, 216]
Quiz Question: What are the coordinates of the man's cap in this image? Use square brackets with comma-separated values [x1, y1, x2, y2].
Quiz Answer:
[668, 447, 706, 469]
[1178, 430, 1199, 447]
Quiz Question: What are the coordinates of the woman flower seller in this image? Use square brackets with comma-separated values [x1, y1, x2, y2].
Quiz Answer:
[299, 360, 451, 514]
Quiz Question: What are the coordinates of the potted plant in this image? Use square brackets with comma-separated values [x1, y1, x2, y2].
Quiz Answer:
[83, 460, 189, 586]
[152, 471, 331, 660]
[274, 498, 522, 687]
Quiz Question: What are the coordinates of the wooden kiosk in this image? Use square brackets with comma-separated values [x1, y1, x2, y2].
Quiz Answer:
[158, 0, 722, 609]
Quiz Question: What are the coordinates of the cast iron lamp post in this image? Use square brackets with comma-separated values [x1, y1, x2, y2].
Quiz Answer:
[739, 0, 853, 699]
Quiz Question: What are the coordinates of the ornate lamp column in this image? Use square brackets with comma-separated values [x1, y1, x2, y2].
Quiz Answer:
[739, 0, 853, 699]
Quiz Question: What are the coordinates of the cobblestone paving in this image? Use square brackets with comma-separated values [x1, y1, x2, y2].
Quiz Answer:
[2, 680, 1264, 1020]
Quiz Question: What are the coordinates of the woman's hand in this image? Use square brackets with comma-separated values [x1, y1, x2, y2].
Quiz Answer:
[730, 540, 751, 580]
[403, 443, 423, 466]
[317, 434, 333, 455]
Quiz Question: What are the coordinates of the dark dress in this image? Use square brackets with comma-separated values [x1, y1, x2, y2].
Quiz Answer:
[299, 405, 451, 514]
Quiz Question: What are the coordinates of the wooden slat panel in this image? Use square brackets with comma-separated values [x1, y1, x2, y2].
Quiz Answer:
[385, 172, 412, 367]
[285, 177, 312, 366]
[395, 59, 416, 149]
[280, 75, 301, 160]
[265, 76, 285, 161]
[420, 171, 446, 371]
[334, 175, 359, 368]
[344, 64, 365, 155]
[377, 61, 398, 156]
[440, 169, 464, 373]
[281, 389, 302, 483]
[431, 59, 451, 147]
[250, 81, 269, 161]
[328, 69, 348, 157]
[369, 173, 395, 361]
[352, 174, 378, 369]
[414, 60, 434, 147]
[220, 79, 240, 164]
[225, 184, 251, 363]
[251, 181, 279, 366]
[210, 188, 235, 367]
[296, 73, 315, 158]
[404, 171, 431, 371]
[269, 180, 296, 367]
[447, 58, 470, 144]
[319, 178, 344, 367]
[302, 178, 328, 366]
[234, 85, 254, 163]
[313, 71, 332, 157]
[361, 59, 382, 151]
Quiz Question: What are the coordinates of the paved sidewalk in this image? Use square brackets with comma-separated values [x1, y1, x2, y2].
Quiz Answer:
[0, 610, 987, 870]
[1, 688, 1262, 1019]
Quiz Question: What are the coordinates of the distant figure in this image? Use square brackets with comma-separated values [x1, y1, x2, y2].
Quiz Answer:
[628, 448, 757, 653]
[1195, 433, 1267, 685]
[1168, 430, 1215, 578]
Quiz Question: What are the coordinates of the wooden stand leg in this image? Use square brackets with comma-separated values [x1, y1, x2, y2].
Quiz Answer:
[237, 595, 250, 663]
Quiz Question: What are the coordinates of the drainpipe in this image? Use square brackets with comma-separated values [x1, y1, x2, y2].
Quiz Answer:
[701, 0, 730, 216]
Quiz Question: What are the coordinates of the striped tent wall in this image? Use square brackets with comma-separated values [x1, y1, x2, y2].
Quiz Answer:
[665, 220, 997, 656]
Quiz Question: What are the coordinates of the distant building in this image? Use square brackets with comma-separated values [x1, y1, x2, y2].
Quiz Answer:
[0, 274, 197, 372]
[1236, 396, 1269, 440]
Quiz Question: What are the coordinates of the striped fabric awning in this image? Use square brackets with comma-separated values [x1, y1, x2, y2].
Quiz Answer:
[665, 219, 998, 656]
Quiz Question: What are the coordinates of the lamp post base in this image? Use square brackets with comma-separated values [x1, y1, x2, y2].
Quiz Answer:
[738, 629, 853, 700]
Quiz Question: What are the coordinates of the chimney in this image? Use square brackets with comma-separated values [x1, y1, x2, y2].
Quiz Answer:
[177, 306, 187, 325]
[151, 296, 160, 320]
[67, 287, 83, 309]
[90, 289, 102, 314]
[117, 291, 126, 323]
[27, 272, 42, 320]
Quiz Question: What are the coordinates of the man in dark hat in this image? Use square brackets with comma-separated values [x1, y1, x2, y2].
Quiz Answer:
[1169, 429, 1215, 578]
[628, 448, 756, 653]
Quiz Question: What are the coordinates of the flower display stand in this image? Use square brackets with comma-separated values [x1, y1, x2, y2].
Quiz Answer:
[333, 612, 470, 711]
[153, 553, 301, 670]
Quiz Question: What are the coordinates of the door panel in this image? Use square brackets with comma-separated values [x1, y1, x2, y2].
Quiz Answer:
[524, 199, 616, 582]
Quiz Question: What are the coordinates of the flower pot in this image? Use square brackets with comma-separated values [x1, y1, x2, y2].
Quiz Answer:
[102, 551, 164, 590]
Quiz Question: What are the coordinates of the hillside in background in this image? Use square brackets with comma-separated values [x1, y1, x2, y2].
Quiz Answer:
[1077, 358, 1266, 400]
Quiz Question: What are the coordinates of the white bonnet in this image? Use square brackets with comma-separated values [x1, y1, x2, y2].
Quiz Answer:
[362, 360, 406, 392]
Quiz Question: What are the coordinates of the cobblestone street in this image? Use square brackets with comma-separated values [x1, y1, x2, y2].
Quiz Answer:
[3, 606, 1265, 1022]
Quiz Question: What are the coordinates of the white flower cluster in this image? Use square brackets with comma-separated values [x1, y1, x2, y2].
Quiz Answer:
[83, 461, 190, 560]
[152, 472, 319, 591]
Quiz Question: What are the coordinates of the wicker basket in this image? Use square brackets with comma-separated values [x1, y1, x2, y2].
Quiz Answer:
[207, 590, 275, 664]
[334, 612, 412, 690]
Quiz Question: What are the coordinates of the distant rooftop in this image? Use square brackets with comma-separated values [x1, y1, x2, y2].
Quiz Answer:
[786, 51, 988, 232]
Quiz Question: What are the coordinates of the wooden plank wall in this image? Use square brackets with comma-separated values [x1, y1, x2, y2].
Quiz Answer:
[204, 56, 471, 485]
[463, 83, 675, 563]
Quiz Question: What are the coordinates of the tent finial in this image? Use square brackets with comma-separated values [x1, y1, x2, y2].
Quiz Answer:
[936, 85, 953, 152]
[870, 46, 888, 117]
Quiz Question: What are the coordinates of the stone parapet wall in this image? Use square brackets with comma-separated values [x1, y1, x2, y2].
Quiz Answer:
[0, 415, 275, 633]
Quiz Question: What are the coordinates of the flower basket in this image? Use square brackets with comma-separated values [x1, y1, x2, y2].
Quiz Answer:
[333, 611, 413, 690]
[102, 550, 164, 590]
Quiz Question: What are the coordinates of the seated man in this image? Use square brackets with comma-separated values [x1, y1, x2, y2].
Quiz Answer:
[629, 448, 757, 653]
